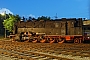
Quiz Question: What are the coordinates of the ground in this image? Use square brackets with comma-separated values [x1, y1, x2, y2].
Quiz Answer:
[0, 40, 90, 60]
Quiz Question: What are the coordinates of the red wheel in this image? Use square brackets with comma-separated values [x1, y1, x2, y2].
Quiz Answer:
[50, 40, 55, 43]
[32, 39, 37, 43]
[40, 39, 46, 43]
[57, 39, 64, 43]
[49, 38, 55, 43]
[74, 38, 79, 43]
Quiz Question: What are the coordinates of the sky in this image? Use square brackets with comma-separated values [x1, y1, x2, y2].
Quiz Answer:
[0, 0, 89, 19]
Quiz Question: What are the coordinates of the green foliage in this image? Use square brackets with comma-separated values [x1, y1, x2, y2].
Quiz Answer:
[37, 16, 51, 20]
[3, 14, 21, 32]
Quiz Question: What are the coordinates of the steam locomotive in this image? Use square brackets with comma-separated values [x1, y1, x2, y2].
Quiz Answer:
[12, 18, 90, 43]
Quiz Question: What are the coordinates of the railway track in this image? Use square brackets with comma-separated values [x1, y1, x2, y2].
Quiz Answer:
[0, 41, 90, 60]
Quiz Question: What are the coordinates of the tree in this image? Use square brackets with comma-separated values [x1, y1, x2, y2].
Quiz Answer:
[29, 16, 32, 20]
[15, 14, 21, 22]
[28, 16, 36, 20]
[0, 14, 9, 23]
[22, 16, 25, 21]
[3, 14, 21, 32]
[37, 16, 51, 21]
